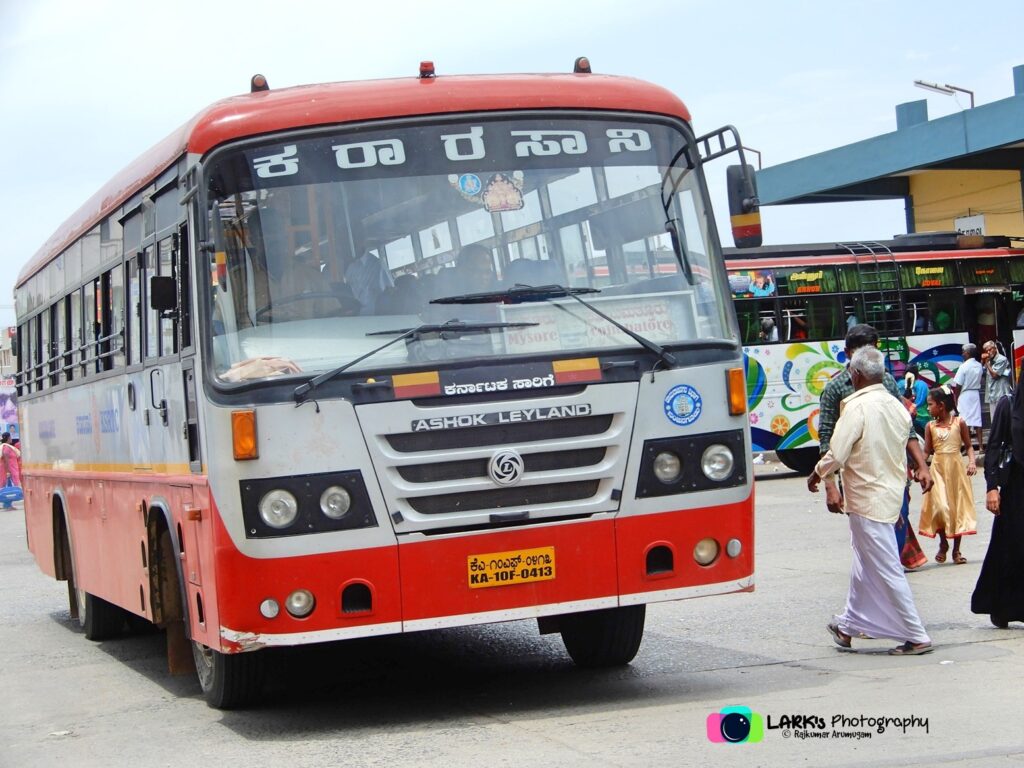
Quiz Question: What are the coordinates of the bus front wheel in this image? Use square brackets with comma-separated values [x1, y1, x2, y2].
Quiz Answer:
[560, 605, 645, 667]
[192, 641, 265, 709]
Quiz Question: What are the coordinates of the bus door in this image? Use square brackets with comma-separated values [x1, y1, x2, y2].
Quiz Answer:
[964, 288, 1012, 360]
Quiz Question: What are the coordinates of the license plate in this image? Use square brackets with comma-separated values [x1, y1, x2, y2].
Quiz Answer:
[467, 546, 556, 589]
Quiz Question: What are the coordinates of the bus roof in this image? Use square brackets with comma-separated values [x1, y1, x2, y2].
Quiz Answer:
[18, 73, 690, 288]
[723, 233, 1024, 270]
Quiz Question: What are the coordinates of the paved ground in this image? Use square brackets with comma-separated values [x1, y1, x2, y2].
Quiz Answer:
[1, 468, 1022, 767]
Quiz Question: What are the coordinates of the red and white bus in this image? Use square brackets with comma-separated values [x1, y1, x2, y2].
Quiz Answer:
[725, 233, 1024, 473]
[15, 62, 757, 707]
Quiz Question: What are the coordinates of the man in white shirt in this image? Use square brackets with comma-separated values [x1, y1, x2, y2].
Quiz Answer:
[808, 345, 933, 655]
[952, 344, 985, 451]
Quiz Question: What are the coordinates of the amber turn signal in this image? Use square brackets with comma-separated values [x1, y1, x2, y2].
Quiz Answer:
[231, 410, 258, 460]
[727, 367, 747, 415]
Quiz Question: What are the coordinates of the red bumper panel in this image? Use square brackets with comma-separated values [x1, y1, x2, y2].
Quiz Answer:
[615, 493, 755, 597]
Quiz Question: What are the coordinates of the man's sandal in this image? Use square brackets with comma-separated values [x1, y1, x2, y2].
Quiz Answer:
[888, 641, 933, 656]
[827, 623, 852, 649]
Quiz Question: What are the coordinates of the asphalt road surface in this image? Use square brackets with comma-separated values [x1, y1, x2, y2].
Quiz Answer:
[2, 464, 1022, 767]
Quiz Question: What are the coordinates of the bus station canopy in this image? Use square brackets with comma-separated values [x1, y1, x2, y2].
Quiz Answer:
[755, 65, 1024, 206]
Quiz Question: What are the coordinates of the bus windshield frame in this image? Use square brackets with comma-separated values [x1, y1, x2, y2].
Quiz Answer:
[199, 111, 733, 395]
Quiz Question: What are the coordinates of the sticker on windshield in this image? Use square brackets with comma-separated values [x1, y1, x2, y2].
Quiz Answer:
[481, 172, 524, 212]
[664, 384, 702, 427]
[457, 173, 482, 197]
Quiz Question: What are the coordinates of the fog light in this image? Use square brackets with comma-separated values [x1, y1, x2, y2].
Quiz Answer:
[320, 485, 351, 519]
[726, 538, 742, 558]
[701, 444, 734, 481]
[259, 598, 280, 619]
[693, 537, 720, 566]
[653, 451, 682, 483]
[285, 589, 316, 618]
[258, 489, 299, 529]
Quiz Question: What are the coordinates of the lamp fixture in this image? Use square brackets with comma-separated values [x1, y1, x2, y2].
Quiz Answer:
[913, 79, 975, 108]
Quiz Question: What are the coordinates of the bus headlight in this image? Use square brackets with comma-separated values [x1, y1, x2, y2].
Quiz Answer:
[653, 451, 682, 483]
[258, 489, 299, 529]
[701, 444, 734, 481]
[320, 486, 352, 519]
[285, 589, 316, 618]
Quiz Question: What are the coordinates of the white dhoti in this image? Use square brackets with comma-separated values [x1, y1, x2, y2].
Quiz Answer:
[835, 513, 930, 644]
[957, 389, 982, 428]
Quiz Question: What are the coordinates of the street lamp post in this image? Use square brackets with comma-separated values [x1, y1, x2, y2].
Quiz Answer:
[913, 79, 975, 109]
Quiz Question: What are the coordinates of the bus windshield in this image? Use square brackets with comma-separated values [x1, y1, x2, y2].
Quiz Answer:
[204, 115, 729, 384]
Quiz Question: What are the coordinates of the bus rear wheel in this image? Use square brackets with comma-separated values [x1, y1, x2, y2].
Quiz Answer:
[560, 605, 645, 667]
[192, 641, 265, 709]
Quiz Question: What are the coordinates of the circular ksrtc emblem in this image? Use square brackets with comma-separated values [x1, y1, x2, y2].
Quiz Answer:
[664, 384, 703, 427]
[488, 449, 525, 486]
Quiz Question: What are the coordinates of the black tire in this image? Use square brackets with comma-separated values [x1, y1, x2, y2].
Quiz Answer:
[76, 588, 128, 641]
[560, 605, 646, 668]
[192, 641, 265, 709]
[776, 447, 819, 475]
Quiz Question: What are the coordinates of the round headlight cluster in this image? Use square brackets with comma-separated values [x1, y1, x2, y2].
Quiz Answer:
[258, 489, 299, 529]
[653, 451, 682, 484]
[701, 444, 735, 481]
[320, 485, 352, 519]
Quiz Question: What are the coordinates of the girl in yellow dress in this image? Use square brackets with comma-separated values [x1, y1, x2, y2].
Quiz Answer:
[919, 386, 977, 563]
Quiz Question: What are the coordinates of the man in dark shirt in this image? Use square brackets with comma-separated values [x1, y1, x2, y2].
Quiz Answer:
[816, 324, 932, 512]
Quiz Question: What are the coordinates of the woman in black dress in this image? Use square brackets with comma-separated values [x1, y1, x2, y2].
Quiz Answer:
[971, 382, 1024, 627]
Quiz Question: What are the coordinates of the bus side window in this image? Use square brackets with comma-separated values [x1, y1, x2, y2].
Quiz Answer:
[735, 299, 777, 345]
[779, 296, 841, 341]
[69, 287, 82, 381]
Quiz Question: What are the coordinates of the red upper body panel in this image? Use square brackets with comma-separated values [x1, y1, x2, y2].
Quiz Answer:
[17, 73, 690, 287]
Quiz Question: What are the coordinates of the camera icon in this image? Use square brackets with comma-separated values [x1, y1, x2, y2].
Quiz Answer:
[706, 706, 764, 743]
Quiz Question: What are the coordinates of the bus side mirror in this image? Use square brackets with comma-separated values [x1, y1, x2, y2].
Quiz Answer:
[9, 331, 17, 359]
[150, 276, 178, 313]
[727, 164, 762, 248]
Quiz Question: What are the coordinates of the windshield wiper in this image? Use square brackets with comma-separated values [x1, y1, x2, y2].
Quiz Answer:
[366, 319, 538, 340]
[430, 284, 599, 305]
[293, 320, 538, 403]
[433, 284, 678, 368]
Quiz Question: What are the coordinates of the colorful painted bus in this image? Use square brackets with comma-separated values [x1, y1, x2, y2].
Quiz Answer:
[725, 233, 1024, 473]
[14, 62, 759, 707]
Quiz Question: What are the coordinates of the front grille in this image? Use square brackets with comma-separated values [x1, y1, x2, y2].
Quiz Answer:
[409, 481, 600, 514]
[357, 382, 638, 533]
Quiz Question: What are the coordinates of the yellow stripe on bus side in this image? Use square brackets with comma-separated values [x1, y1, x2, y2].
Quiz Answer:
[23, 462, 203, 475]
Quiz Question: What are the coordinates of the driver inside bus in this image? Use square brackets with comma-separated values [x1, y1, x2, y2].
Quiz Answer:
[257, 209, 349, 321]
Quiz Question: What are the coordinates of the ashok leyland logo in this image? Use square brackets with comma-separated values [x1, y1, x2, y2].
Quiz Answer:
[488, 449, 524, 486]
[706, 706, 764, 743]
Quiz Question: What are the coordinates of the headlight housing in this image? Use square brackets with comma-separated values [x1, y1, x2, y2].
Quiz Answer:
[636, 430, 746, 498]
[240, 470, 377, 538]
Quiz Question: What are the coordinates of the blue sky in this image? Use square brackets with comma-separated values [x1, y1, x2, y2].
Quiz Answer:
[1, 0, 1022, 328]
